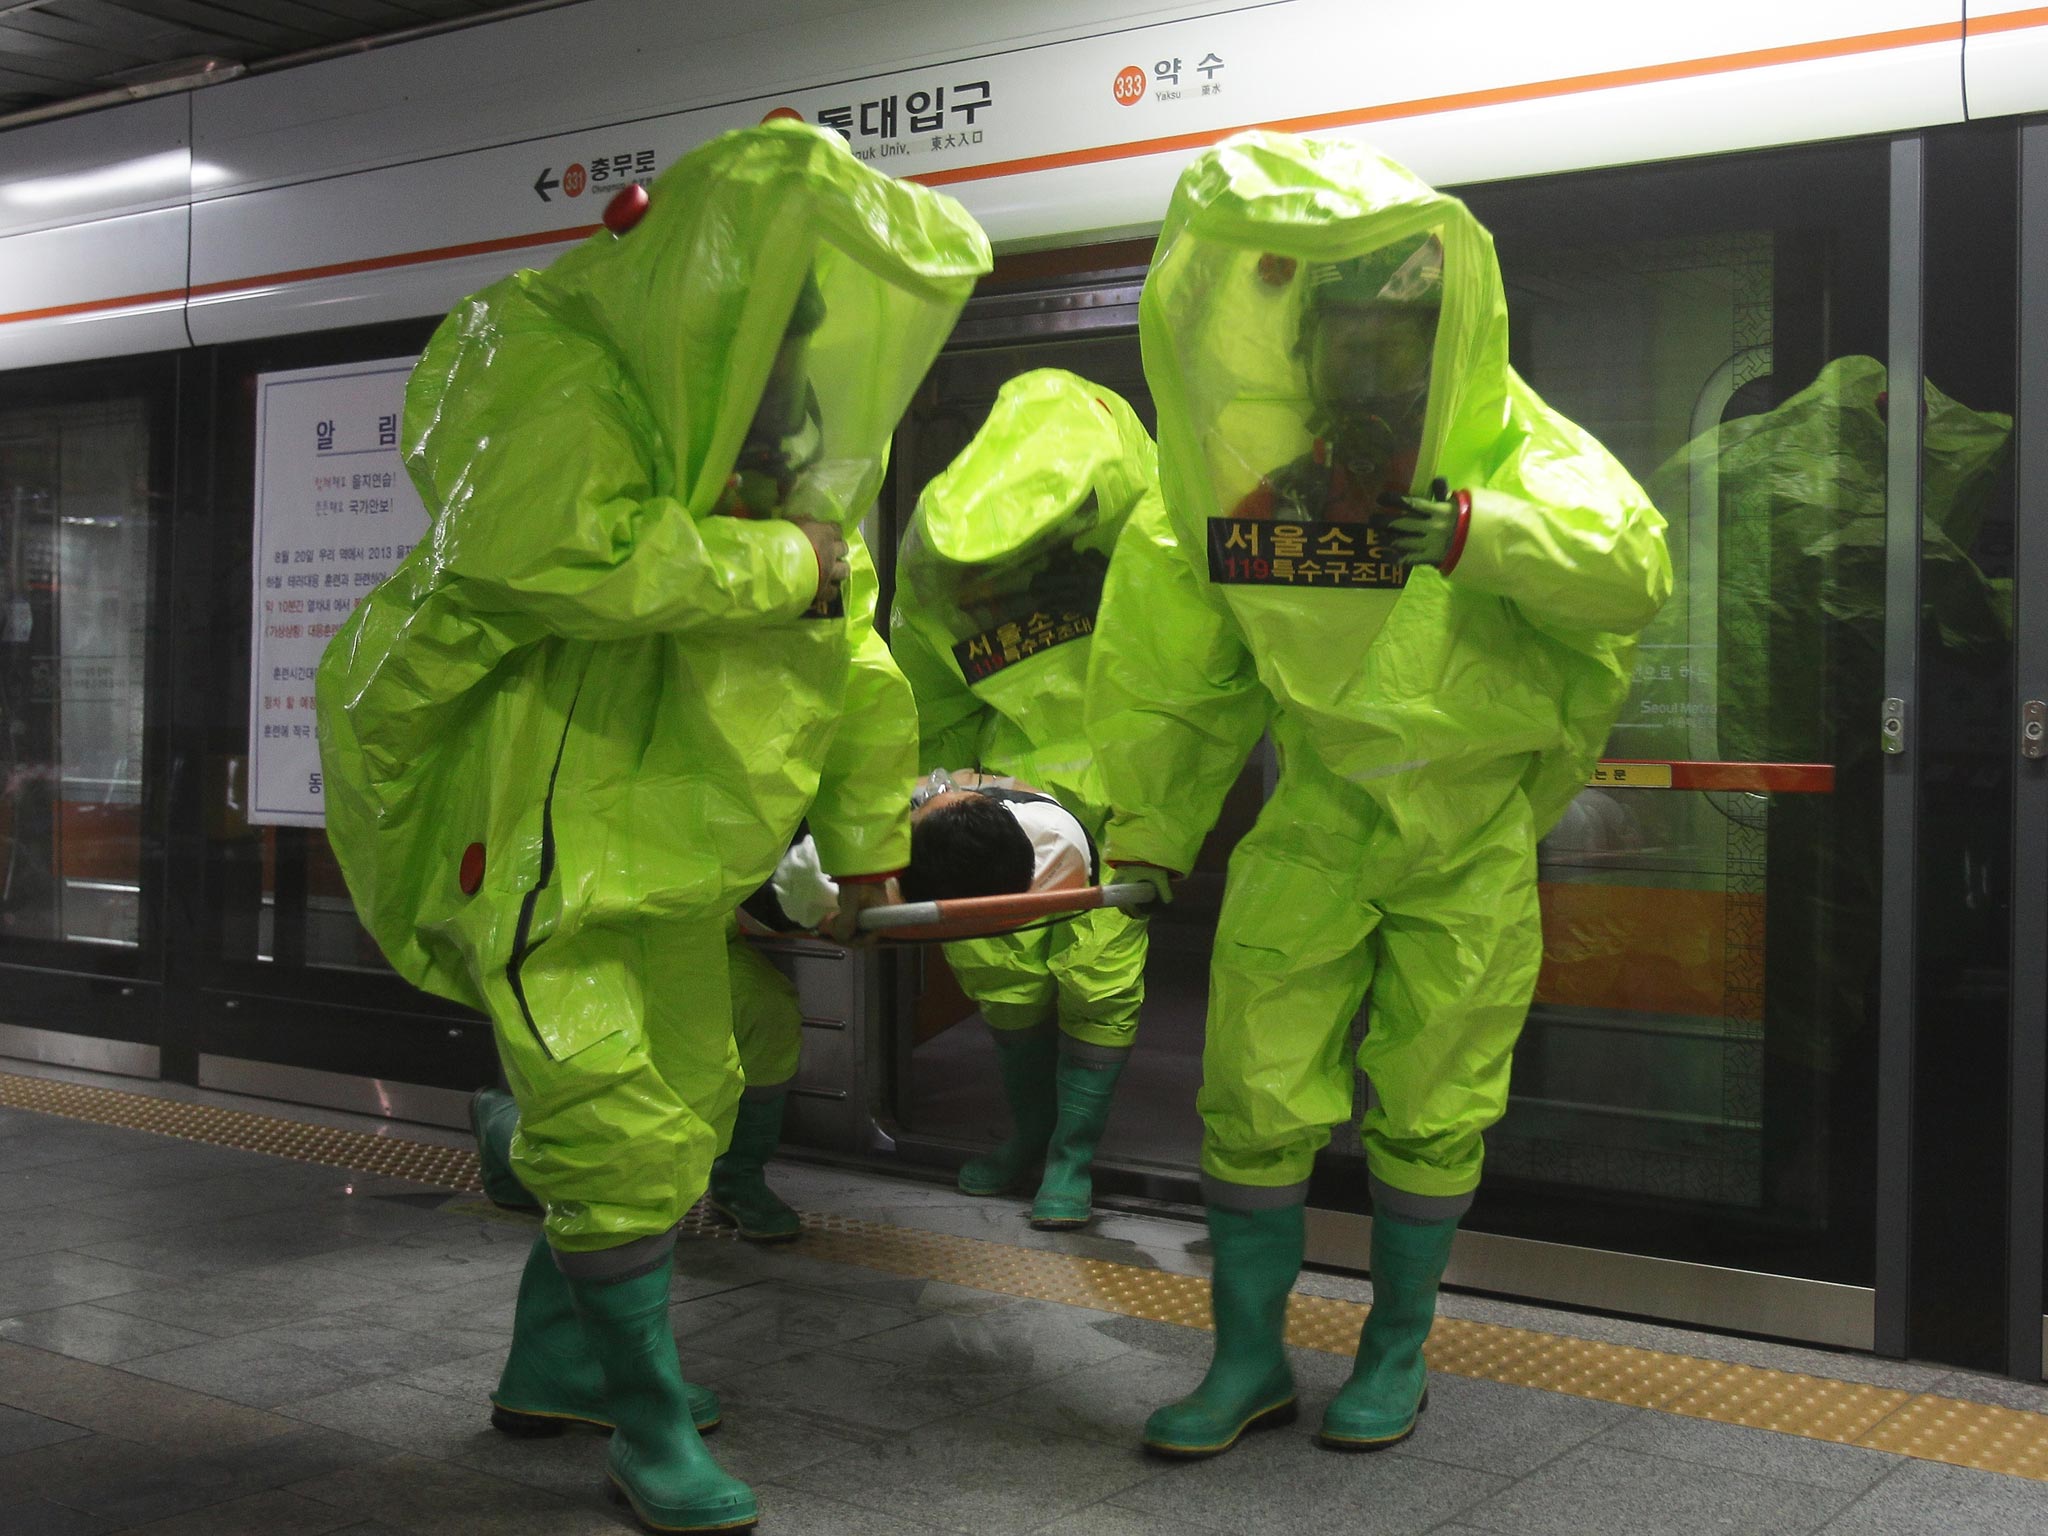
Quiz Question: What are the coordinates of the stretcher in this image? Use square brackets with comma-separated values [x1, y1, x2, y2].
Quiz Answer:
[853, 881, 1158, 942]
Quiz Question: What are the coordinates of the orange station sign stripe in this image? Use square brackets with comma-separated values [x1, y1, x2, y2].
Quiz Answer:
[8, 10, 2046, 329]
[912, 14, 1968, 190]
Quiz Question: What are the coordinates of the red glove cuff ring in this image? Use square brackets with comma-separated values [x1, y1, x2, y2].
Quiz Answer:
[1440, 489, 1473, 575]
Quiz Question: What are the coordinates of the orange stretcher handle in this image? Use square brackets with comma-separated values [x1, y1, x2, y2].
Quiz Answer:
[855, 881, 1157, 942]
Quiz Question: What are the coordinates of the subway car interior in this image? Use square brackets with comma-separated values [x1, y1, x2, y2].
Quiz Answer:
[2, 2, 2047, 1531]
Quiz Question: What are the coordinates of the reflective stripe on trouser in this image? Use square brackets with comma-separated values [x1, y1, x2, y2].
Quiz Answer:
[1198, 741, 1543, 1203]
[727, 925, 802, 1094]
[941, 903, 1147, 1049]
[482, 916, 743, 1267]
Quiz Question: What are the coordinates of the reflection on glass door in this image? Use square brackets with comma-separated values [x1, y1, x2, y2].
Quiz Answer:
[0, 396, 155, 950]
[1496, 210, 1894, 1279]
[251, 828, 395, 972]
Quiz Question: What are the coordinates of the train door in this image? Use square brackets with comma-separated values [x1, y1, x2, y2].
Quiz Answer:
[1283, 126, 2025, 1364]
[875, 138, 1912, 1347]
[1909, 122, 2023, 1374]
[865, 272, 1226, 1196]
[0, 353, 176, 1075]
[1356, 139, 1905, 1347]
[157, 320, 496, 1117]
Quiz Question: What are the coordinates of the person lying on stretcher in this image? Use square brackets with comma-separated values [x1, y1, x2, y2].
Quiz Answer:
[737, 768, 1096, 938]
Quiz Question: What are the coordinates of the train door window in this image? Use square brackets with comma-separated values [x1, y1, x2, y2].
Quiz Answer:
[1303, 140, 1896, 1290]
[198, 326, 437, 981]
[0, 371, 164, 959]
[173, 315, 520, 1098]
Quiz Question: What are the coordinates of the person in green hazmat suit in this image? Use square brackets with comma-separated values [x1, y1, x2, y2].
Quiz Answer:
[467, 746, 1124, 1247]
[468, 923, 810, 1244]
[1084, 132, 1670, 1458]
[315, 122, 988, 1533]
[889, 369, 1160, 1228]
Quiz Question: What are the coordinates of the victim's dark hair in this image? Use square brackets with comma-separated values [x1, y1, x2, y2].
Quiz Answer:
[901, 792, 1034, 902]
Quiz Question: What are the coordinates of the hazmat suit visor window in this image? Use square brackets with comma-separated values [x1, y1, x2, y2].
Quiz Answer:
[748, 329, 815, 451]
[718, 242, 960, 530]
[1306, 300, 1437, 421]
[1157, 230, 1444, 526]
[897, 492, 1116, 665]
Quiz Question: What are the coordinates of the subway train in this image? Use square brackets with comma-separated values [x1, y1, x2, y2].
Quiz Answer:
[1, 0, 2045, 1381]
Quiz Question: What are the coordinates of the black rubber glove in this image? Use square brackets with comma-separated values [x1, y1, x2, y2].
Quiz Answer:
[1376, 477, 1459, 567]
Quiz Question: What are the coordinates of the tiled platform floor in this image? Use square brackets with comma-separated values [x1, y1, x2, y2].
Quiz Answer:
[2, 1084, 2048, 1533]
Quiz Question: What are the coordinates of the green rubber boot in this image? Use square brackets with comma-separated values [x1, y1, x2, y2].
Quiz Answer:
[1318, 1211, 1458, 1450]
[568, 1257, 757, 1533]
[492, 1235, 722, 1438]
[470, 1087, 540, 1213]
[1028, 1051, 1126, 1230]
[706, 1092, 800, 1243]
[1142, 1203, 1303, 1458]
[957, 1027, 1058, 1197]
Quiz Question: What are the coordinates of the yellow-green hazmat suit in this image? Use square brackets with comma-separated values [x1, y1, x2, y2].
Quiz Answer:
[729, 929, 804, 1093]
[1088, 133, 1671, 1214]
[316, 122, 989, 1268]
[891, 370, 1157, 1053]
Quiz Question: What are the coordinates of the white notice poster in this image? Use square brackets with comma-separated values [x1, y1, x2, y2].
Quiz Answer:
[249, 356, 428, 826]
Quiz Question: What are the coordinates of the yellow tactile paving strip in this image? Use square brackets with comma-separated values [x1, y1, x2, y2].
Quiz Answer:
[0, 1069, 485, 1194]
[8, 1068, 2047, 1479]
[675, 1207, 2048, 1476]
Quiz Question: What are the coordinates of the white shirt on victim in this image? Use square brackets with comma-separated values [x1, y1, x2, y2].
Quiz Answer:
[769, 793, 1092, 931]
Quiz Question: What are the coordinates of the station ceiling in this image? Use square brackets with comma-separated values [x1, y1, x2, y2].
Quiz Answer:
[0, 0, 579, 128]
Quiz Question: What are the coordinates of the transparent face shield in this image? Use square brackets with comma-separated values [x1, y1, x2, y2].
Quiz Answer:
[1159, 231, 1443, 526]
[908, 767, 957, 811]
[704, 253, 935, 621]
[1305, 300, 1438, 428]
[743, 331, 818, 460]
[724, 243, 962, 531]
[900, 493, 1115, 681]
[726, 279, 827, 516]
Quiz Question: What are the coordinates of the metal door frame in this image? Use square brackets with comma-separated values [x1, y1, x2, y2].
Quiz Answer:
[1872, 134, 1926, 1360]
[2008, 118, 2048, 1381]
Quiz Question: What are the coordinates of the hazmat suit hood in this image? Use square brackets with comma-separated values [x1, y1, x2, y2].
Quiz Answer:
[319, 122, 989, 1031]
[892, 370, 1160, 824]
[908, 370, 1153, 565]
[423, 119, 980, 537]
[1144, 131, 1510, 529]
[1092, 131, 1669, 875]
